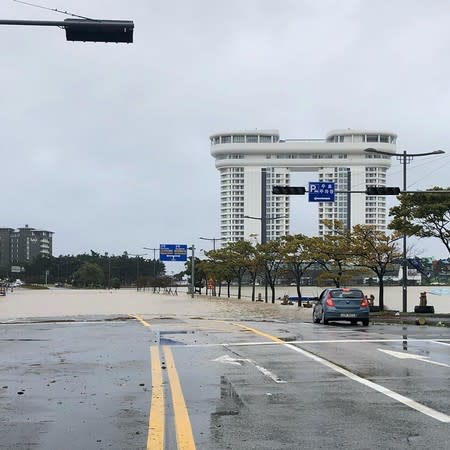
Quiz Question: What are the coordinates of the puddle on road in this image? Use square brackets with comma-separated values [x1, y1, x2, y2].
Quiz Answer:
[211, 376, 244, 418]
[151, 329, 194, 345]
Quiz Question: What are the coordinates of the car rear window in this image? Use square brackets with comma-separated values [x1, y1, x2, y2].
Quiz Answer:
[330, 289, 363, 299]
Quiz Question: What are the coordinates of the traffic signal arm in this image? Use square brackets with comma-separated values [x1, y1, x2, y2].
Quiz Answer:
[0, 18, 134, 43]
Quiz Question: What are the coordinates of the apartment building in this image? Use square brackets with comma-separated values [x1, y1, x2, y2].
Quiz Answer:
[0, 225, 53, 269]
[210, 128, 396, 243]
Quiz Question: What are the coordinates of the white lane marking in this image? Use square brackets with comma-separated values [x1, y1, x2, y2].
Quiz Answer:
[431, 340, 450, 347]
[212, 354, 286, 383]
[184, 338, 450, 348]
[252, 362, 286, 383]
[378, 348, 450, 368]
[283, 342, 450, 423]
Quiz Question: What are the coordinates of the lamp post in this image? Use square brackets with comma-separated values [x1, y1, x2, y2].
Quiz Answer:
[199, 237, 225, 251]
[143, 247, 159, 279]
[105, 252, 111, 289]
[189, 245, 195, 298]
[364, 147, 444, 313]
[244, 215, 288, 244]
[128, 253, 146, 291]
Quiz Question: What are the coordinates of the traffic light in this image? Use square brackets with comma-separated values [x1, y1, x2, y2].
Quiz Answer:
[272, 186, 306, 195]
[366, 186, 401, 195]
[64, 19, 134, 43]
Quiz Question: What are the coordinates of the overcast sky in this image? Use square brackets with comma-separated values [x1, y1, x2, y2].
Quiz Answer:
[2, 0, 450, 267]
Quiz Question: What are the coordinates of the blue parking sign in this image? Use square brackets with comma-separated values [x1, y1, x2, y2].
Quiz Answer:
[308, 182, 335, 202]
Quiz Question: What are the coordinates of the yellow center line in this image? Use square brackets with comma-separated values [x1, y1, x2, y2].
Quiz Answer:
[148, 347, 164, 449]
[129, 313, 151, 327]
[163, 346, 197, 450]
[231, 322, 285, 344]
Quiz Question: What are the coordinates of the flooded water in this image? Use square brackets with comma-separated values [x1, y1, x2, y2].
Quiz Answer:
[0, 285, 448, 321]
[0, 287, 311, 322]
[215, 285, 450, 313]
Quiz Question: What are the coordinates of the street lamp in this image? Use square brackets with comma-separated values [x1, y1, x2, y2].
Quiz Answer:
[199, 236, 226, 251]
[364, 147, 445, 313]
[244, 215, 288, 244]
[128, 253, 146, 291]
[188, 245, 196, 298]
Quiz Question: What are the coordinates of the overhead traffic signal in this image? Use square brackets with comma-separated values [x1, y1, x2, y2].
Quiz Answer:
[272, 186, 306, 195]
[366, 186, 401, 195]
[64, 19, 134, 43]
[0, 18, 134, 44]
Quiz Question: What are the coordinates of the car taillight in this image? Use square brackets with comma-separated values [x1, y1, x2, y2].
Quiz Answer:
[360, 296, 369, 307]
[325, 294, 335, 307]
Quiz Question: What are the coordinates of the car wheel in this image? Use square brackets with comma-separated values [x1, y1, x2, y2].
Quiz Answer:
[322, 313, 329, 325]
[350, 319, 357, 325]
[362, 319, 369, 326]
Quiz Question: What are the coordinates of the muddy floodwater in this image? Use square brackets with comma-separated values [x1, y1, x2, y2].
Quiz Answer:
[0, 284, 449, 320]
[228, 284, 450, 313]
[0, 287, 312, 322]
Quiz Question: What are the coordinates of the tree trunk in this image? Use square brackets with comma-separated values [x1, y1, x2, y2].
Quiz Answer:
[378, 279, 385, 311]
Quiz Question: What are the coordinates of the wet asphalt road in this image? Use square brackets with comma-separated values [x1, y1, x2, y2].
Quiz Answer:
[1, 290, 449, 449]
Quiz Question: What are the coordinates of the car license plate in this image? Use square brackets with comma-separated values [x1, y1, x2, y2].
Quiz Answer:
[341, 313, 356, 318]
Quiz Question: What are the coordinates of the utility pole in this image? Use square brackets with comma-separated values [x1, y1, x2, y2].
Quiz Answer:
[190, 245, 195, 298]
[143, 247, 159, 278]
[128, 253, 146, 291]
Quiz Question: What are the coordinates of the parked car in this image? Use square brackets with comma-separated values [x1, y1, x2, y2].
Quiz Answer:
[313, 288, 369, 326]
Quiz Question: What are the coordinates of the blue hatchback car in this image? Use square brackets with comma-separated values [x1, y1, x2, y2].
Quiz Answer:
[313, 288, 369, 326]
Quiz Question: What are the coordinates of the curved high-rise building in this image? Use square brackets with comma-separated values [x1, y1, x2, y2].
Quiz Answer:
[210, 129, 397, 244]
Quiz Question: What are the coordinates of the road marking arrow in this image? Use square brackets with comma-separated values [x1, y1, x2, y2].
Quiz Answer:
[212, 355, 246, 366]
[378, 348, 450, 368]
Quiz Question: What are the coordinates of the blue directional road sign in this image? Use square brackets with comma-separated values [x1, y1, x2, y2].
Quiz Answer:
[159, 244, 188, 262]
[308, 182, 335, 202]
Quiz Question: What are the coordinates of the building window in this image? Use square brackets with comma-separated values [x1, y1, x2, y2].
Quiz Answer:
[260, 135, 271, 143]
[246, 135, 258, 143]
[221, 135, 231, 144]
[367, 135, 379, 143]
[233, 135, 245, 143]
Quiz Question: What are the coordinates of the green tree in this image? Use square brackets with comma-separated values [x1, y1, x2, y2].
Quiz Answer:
[389, 187, 450, 255]
[73, 262, 105, 288]
[350, 225, 402, 310]
[279, 234, 315, 300]
[184, 256, 205, 293]
[243, 243, 264, 301]
[258, 240, 284, 303]
[314, 221, 362, 287]
[206, 241, 253, 299]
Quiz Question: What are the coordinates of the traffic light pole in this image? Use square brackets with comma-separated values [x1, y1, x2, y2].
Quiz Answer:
[261, 169, 268, 302]
[402, 151, 408, 313]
